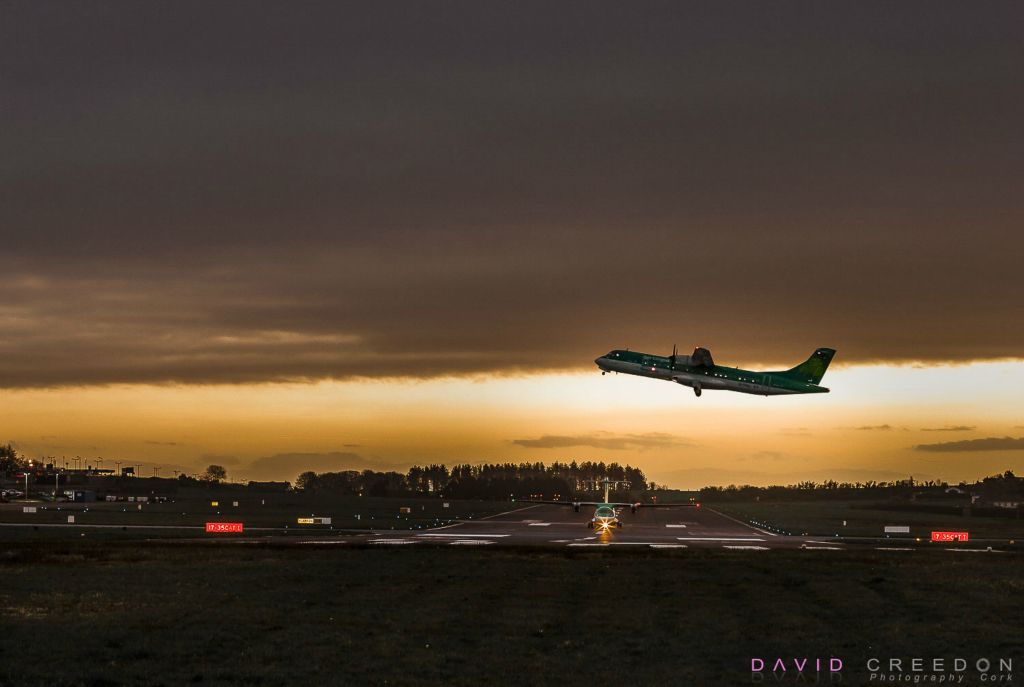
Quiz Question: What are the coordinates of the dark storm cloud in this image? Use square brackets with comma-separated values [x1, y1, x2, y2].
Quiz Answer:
[739, 451, 786, 462]
[921, 425, 975, 432]
[913, 437, 1024, 452]
[2, 3, 1023, 387]
[199, 455, 241, 467]
[512, 432, 691, 451]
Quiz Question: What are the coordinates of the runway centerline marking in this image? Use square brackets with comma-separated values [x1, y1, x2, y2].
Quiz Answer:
[665, 524, 688, 528]
[527, 523, 552, 527]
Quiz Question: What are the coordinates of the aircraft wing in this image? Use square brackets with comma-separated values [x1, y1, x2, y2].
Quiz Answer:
[630, 502, 700, 508]
[521, 500, 700, 509]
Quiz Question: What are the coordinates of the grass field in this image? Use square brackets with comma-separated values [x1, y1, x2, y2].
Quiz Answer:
[713, 500, 1024, 540]
[0, 493, 514, 540]
[2, 542, 1022, 686]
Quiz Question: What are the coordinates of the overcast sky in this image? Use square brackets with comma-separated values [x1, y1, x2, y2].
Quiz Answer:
[3, 2, 1022, 389]
[2, 3, 1022, 485]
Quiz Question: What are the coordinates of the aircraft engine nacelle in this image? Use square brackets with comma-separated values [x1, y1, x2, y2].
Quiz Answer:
[573, 502, 581, 513]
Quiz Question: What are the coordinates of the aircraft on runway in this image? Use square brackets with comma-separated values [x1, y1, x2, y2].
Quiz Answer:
[595, 346, 836, 397]
[531, 477, 699, 531]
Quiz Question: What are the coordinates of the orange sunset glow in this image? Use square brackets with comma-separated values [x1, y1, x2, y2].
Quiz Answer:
[3, 361, 1022, 487]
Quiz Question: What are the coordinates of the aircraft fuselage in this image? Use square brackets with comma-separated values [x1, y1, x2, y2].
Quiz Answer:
[589, 504, 622, 530]
[594, 349, 831, 396]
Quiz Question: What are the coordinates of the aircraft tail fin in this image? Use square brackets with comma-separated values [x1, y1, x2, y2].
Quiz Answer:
[778, 348, 836, 384]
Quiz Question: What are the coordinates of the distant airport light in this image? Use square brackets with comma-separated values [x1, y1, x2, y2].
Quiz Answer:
[931, 531, 969, 542]
[206, 522, 243, 533]
[211, 501, 219, 507]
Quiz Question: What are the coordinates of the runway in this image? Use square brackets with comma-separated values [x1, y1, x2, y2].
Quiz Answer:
[3, 501, 1014, 552]
[350, 503, 812, 550]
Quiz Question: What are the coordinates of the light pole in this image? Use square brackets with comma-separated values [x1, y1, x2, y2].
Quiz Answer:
[23, 472, 29, 501]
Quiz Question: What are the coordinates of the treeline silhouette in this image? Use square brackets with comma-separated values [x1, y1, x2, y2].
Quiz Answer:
[296, 461, 648, 499]
[700, 476, 971, 502]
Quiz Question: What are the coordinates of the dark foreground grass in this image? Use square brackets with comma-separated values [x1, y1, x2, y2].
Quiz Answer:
[1, 543, 1022, 686]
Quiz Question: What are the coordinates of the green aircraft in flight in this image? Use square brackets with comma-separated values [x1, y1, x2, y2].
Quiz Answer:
[595, 346, 836, 397]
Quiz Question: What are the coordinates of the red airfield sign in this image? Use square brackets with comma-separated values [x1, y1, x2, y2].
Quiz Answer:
[206, 522, 244, 533]
[931, 531, 968, 542]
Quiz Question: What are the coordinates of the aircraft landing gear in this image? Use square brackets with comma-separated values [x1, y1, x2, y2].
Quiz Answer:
[693, 384, 702, 397]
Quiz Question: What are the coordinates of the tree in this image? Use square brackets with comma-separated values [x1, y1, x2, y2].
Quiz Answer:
[296, 471, 318, 491]
[0, 443, 27, 475]
[202, 464, 227, 482]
